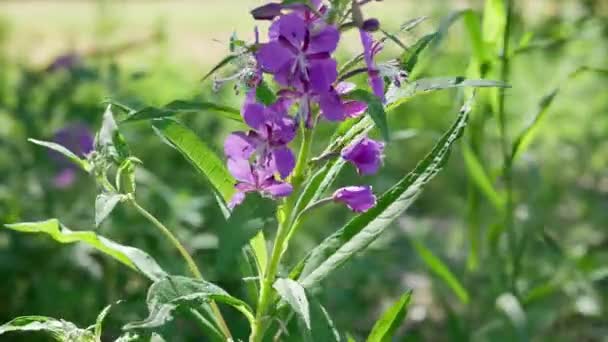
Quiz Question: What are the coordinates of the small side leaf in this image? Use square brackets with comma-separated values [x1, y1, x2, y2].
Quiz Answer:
[274, 278, 311, 330]
[121, 100, 241, 123]
[94, 302, 121, 342]
[124, 276, 254, 330]
[152, 118, 235, 212]
[95, 193, 124, 227]
[0, 316, 94, 341]
[201, 54, 239, 82]
[255, 81, 277, 106]
[367, 290, 412, 342]
[29, 138, 90, 172]
[4, 219, 167, 281]
[346, 89, 389, 141]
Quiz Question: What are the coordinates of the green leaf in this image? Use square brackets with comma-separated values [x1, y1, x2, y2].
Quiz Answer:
[94, 302, 120, 342]
[95, 192, 124, 227]
[250, 230, 268, 286]
[410, 238, 469, 304]
[400, 33, 437, 73]
[386, 77, 509, 107]
[301, 298, 341, 342]
[274, 278, 311, 330]
[379, 29, 408, 51]
[152, 118, 235, 212]
[255, 81, 277, 106]
[121, 100, 241, 123]
[346, 89, 389, 141]
[296, 98, 473, 289]
[510, 89, 558, 162]
[29, 138, 90, 172]
[124, 276, 254, 330]
[399, 16, 428, 32]
[97, 105, 131, 163]
[367, 290, 412, 342]
[0, 316, 94, 341]
[4, 219, 167, 281]
[201, 54, 239, 82]
[496, 293, 527, 340]
[462, 143, 504, 211]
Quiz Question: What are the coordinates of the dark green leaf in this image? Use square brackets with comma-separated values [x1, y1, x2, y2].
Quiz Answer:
[152, 119, 235, 213]
[94, 302, 120, 341]
[124, 276, 254, 330]
[255, 81, 277, 106]
[274, 278, 311, 330]
[201, 54, 239, 82]
[121, 100, 241, 123]
[28, 138, 90, 172]
[4, 219, 167, 281]
[0, 316, 94, 341]
[400, 33, 436, 72]
[462, 143, 504, 211]
[95, 192, 124, 227]
[346, 89, 389, 141]
[366, 290, 412, 342]
[380, 29, 408, 51]
[410, 238, 469, 304]
[296, 98, 473, 289]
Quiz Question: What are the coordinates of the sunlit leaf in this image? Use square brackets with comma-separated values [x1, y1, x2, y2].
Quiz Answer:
[367, 290, 412, 342]
[152, 118, 235, 213]
[95, 192, 124, 227]
[346, 89, 389, 141]
[121, 100, 241, 123]
[274, 278, 311, 330]
[28, 138, 90, 172]
[4, 219, 167, 281]
[296, 98, 473, 289]
[0, 316, 94, 341]
[410, 238, 469, 304]
[124, 276, 254, 330]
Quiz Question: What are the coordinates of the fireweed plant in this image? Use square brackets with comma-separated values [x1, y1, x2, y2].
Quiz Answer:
[1, 1, 510, 341]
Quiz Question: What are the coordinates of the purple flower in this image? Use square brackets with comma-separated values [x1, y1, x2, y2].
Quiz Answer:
[256, 13, 339, 92]
[242, 93, 297, 147]
[51, 123, 94, 188]
[359, 30, 385, 101]
[333, 186, 376, 212]
[250, 3, 283, 20]
[341, 136, 384, 175]
[46, 53, 81, 73]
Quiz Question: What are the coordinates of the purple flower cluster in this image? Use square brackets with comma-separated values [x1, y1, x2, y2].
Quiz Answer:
[224, 1, 386, 212]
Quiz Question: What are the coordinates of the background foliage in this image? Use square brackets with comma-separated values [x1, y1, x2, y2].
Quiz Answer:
[1, 0, 607, 341]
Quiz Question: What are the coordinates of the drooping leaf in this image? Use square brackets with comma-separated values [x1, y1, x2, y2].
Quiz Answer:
[462, 143, 504, 211]
[296, 98, 473, 289]
[410, 238, 469, 304]
[124, 276, 254, 330]
[346, 89, 389, 141]
[121, 100, 241, 123]
[274, 278, 311, 330]
[4, 219, 167, 281]
[200, 54, 239, 82]
[152, 118, 235, 213]
[367, 290, 412, 342]
[29, 138, 90, 172]
[0, 316, 94, 341]
[95, 192, 124, 227]
[255, 80, 277, 106]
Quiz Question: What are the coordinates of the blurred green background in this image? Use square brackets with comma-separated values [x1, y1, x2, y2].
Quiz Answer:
[1, 0, 607, 341]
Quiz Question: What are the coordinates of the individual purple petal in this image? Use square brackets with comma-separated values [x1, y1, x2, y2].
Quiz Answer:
[343, 101, 368, 118]
[369, 70, 385, 100]
[308, 58, 338, 93]
[262, 179, 293, 198]
[341, 137, 385, 175]
[242, 102, 266, 130]
[229, 190, 247, 209]
[277, 13, 307, 48]
[335, 82, 356, 95]
[227, 158, 255, 184]
[251, 3, 283, 21]
[333, 185, 376, 212]
[359, 30, 385, 100]
[256, 41, 293, 73]
[319, 88, 345, 121]
[271, 146, 295, 179]
[307, 24, 340, 54]
[224, 132, 257, 160]
[53, 168, 76, 188]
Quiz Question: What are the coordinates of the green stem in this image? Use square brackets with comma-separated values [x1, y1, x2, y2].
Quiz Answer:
[250, 125, 314, 342]
[497, 0, 517, 294]
[129, 198, 232, 340]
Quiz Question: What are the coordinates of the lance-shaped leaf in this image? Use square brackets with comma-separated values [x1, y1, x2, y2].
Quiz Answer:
[346, 89, 390, 141]
[0, 316, 94, 341]
[95, 193, 125, 227]
[124, 276, 254, 330]
[152, 118, 235, 213]
[410, 238, 469, 304]
[4, 219, 167, 281]
[367, 290, 412, 342]
[462, 143, 504, 211]
[296, 98, 473, 289]
[121, 100, 241, 123]
[28, 138, 91, 172]
[274, 278, 311, 330]
[200, 54, 239, 82]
